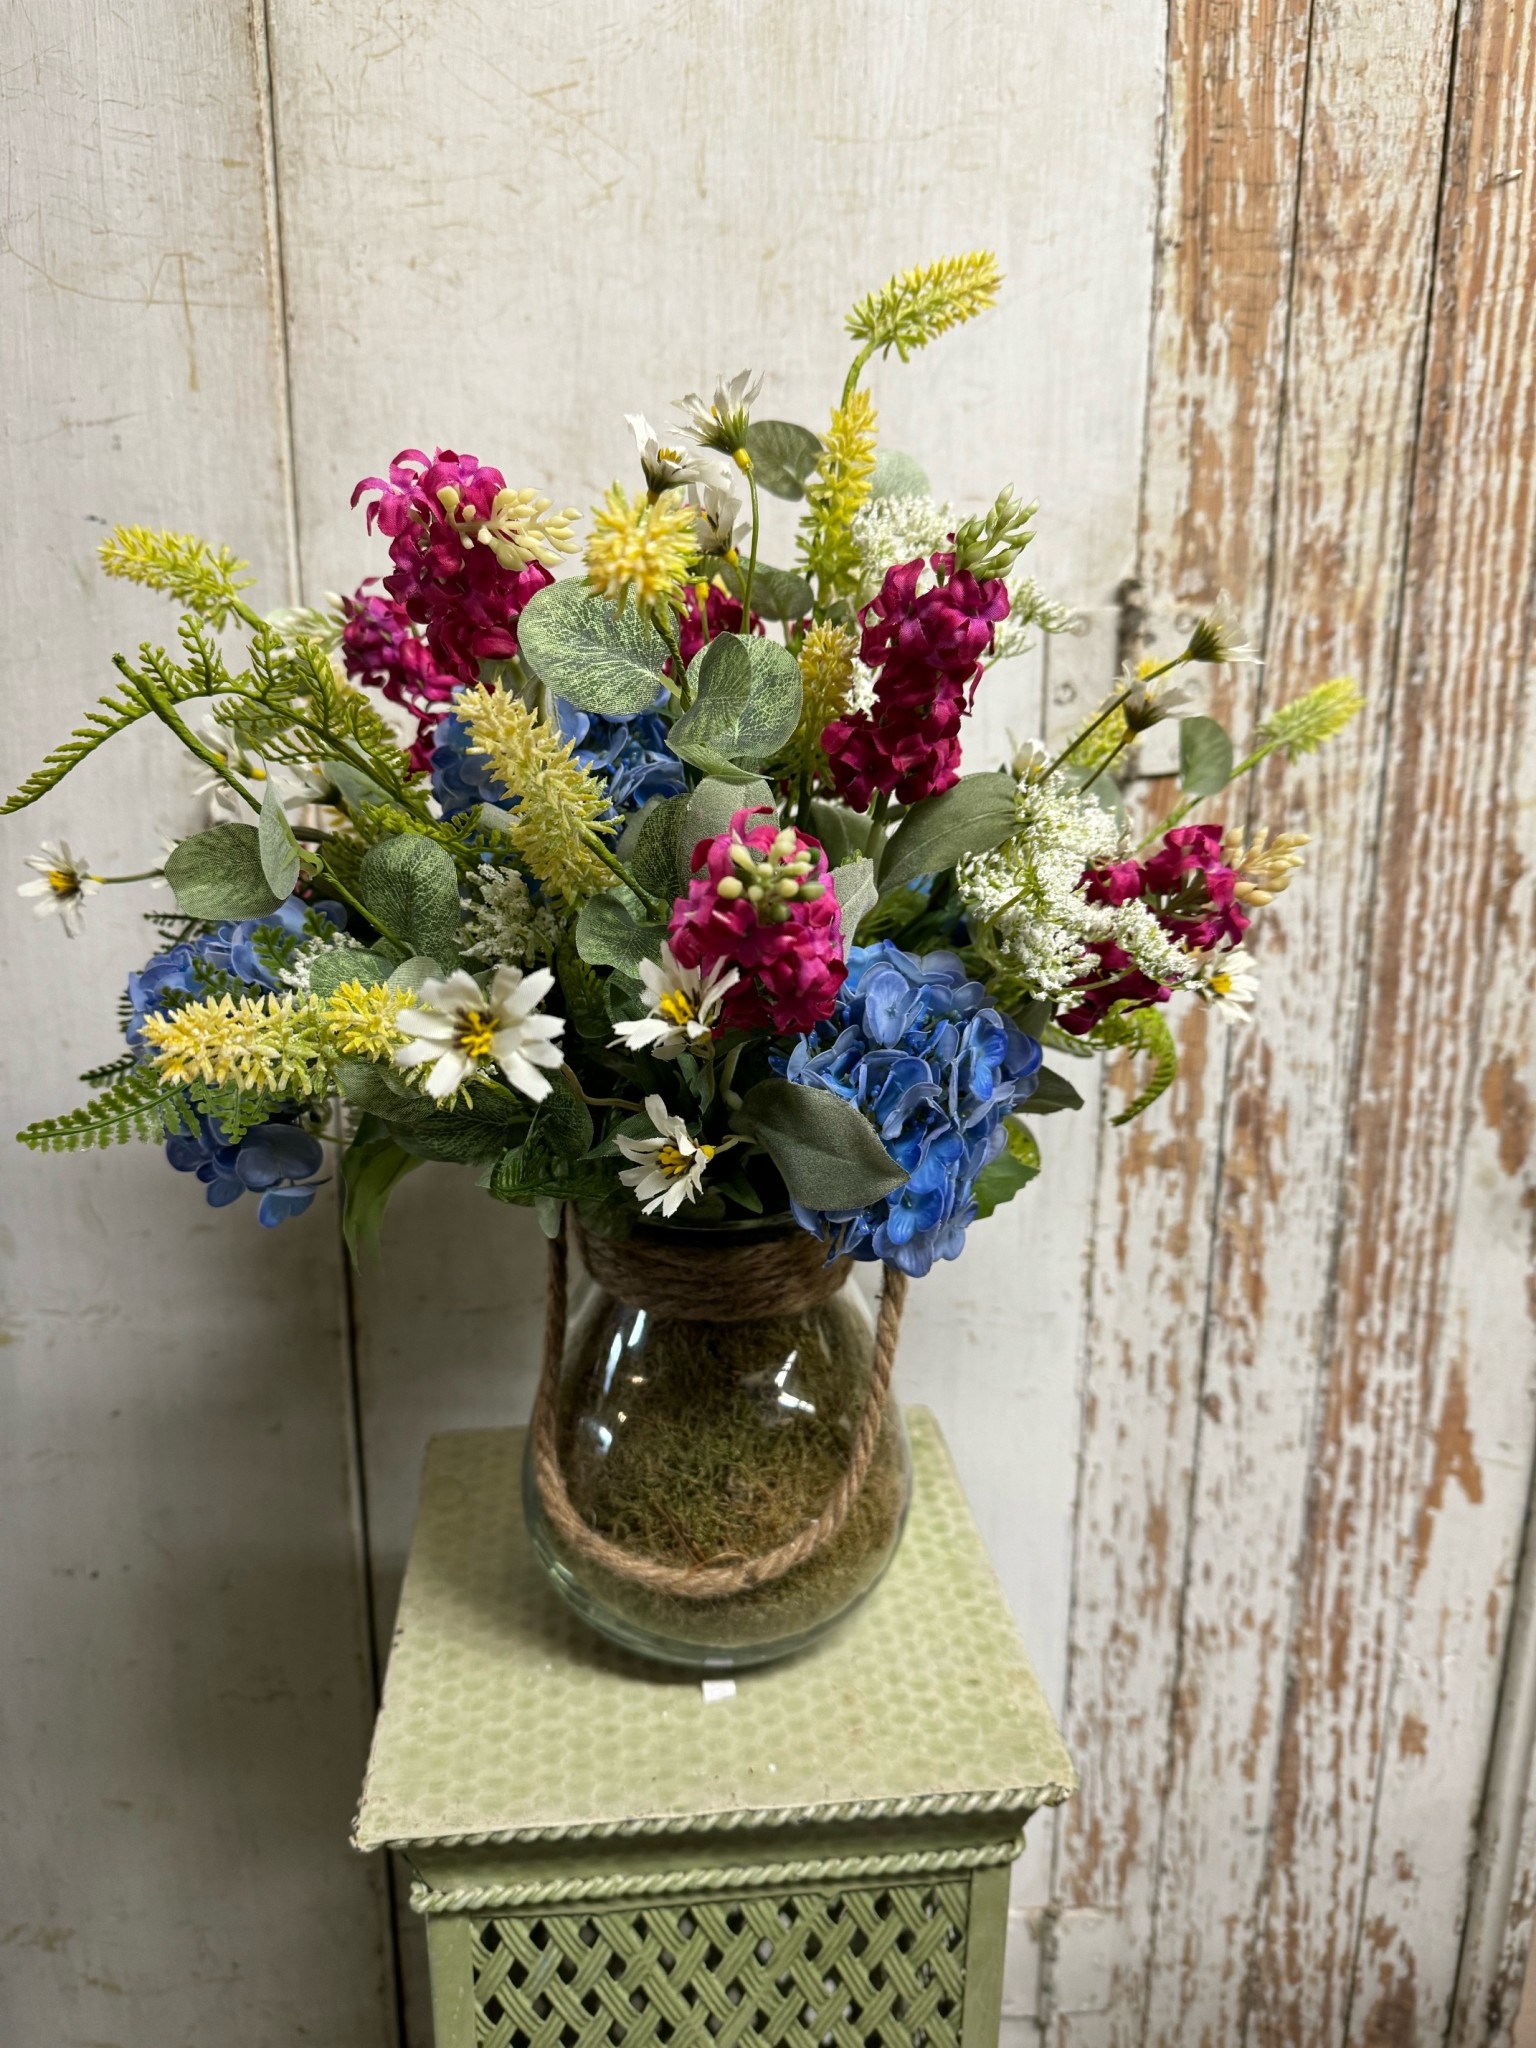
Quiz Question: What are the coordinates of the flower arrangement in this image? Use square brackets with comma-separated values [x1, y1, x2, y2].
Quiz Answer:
[9, 253, 1360, 1277]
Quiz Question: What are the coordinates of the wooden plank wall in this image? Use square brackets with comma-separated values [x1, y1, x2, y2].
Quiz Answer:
[1, 4, 1533, 2045]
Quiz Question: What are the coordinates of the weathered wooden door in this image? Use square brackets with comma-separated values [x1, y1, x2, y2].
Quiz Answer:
[3, 4, 1533, 2044]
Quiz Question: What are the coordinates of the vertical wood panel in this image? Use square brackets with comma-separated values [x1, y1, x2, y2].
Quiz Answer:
[0, 4, 391, 2044]
[1308, 1, 1536, 2036]
[1051, 1, 1311, 2038]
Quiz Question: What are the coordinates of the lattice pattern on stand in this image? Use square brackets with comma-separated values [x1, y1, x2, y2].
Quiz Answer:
[469, 1881, 970, 2047]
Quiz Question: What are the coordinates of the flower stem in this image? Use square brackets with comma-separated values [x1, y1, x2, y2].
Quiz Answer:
[1079, 733, 1134, 795]
[119, 660, 265, 811]
[98, 869, 166, 885]
[1044, 689, 1129, 778]
[583, 828, 663, 916]
[654, 608, 688, 706]
[841, 342, 876, 409]
[863, 789, 893, 870]
[561, 1064, 643, 1113]
[741, 468, 761, 621]
[1132, 736, 1279, 851]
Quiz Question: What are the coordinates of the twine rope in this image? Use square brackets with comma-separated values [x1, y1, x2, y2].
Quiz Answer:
[531, 1218, 907, 1599]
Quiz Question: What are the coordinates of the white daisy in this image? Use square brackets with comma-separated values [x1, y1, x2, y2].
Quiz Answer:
[615, 1093, 738, 1217]
[611, 945, 739, 1061]
[1190, 946, 1258, 1019]
[626, 413, 710, 494]
[674, 369, 762, 455]
[394, 965, 565, 1101]
[18, 840, 101, 937]
[1185, 594, 1260, 666]
[686, 460, 746, 557]
[1121, 667, 1198, 733]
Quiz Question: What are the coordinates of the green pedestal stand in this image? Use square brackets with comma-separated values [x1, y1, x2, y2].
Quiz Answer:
[355, 1409, 1075, 2047]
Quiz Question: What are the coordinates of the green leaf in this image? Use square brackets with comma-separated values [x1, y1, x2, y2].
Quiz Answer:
[720, 559, 814, 623]
[622, 793, 689, 900]
[870, 449, 931, 500]
[341, 1118, 422, 1263]
[831, 857, 877, 946]
[386, 954, 444, 995]
[359, 834, 461, 964]
[972, 1117, 1041, 1219]
[334, 1059, 431, 1117]
[734, 1079, 907, 1211]
[517, 579, 670, 714]
[321, 758, 395, 810]
[16, 1068, 196, 1152]
[1179, 715, 1235, 797]
[744, 419, 822, 499]
[876, 772, 1019, 892]
[393, 1109, 526, 1164]
[672, 634, 802, 778]
[1028, 1067, 1084, 1115]
[806, 799, 869, 869]
[308, 947, 389, 1000]
[555, 935, 609, 1039]
[165, 824, 284, 920]
[575, 890, 667, 975]
[258, 777, 302, 899]
[680, 776, 774, 880]
[1010, 998, 1054, 1038]
[526, 1068, 594, 1164]
[534, 1195, 565, 1238]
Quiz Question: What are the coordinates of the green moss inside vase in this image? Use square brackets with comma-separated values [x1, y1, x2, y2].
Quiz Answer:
[523, 1276, 911, 1668]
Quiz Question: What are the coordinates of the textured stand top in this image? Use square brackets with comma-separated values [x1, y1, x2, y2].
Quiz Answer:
[354, 1408, 1075, 1854]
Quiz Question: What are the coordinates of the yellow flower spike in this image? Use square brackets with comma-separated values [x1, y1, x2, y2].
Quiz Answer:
[320, 979, 411, 1062]
[584, 482, 696, 613]
[845, 252, 1003, 364]
[783, 622, 861, 783]
[141, 992, 331, 1096]
[800, 390, 878, 604]
[454, 685, 616, 908]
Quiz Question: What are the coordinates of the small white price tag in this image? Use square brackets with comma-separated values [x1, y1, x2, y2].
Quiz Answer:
[700, 1678, 737, 1705]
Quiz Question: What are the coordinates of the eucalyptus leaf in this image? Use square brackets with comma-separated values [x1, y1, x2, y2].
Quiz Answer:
[807, 799, 869, 869]
[680, 775, 775, 880]
[359, 834, 461, 964]
[870, 449, 931, 500]
[534, 1195, 565, 1238]
[334, 1059, 431, 1117]
[165, 824, 283, 921]
[831, 856, 877, 954]
[517, 579, 669, 713]
[623, 793, 689, 898]
[574, 890, 667, 975]
[720, 559, 814, 623]
[672, 633, 801, 776]
[1178, 714, 1235, 797]
[876, 772, 1019, 892]
[733, 1079, 907, 1211]
[744, 419, 822, 499]
[322, 758, 395, 810]
[258, 778, 301, 899]
[309, 947, 389, 1000]
[386, 954, 445, 996]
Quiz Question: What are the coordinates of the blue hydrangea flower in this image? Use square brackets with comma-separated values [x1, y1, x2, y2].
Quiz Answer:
[164, 1115, 326, 1227]
[430, 687, 686, 821]
[778, 942, 1042, 1277]
[126, 896, 343, 1044]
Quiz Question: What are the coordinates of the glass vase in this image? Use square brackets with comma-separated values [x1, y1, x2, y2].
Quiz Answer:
[523, 1223, 911, 1671]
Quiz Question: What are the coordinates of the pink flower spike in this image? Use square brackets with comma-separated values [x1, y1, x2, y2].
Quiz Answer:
[667, 810, 847, 1035]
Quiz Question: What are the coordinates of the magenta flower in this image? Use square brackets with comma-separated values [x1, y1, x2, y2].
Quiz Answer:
[674, 583, 763, 670]
[339, 589, 459, 769]
[1138, 825, 1249, 951]
[1057, 941, 1173, 1037]
[667, 809, 847, 1035]
[822, 553, 1009, 811]
[352, 449, 552, 684]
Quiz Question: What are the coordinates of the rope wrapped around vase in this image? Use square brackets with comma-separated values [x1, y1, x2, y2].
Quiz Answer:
[531, 1216, 908, 1599]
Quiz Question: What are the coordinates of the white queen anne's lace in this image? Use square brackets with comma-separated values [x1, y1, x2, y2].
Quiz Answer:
[959, 773, 1188, 1003]
[461, 866, 563, 968]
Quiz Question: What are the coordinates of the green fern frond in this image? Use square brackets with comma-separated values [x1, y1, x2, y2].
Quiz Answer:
[846, 251, 1003, 363]
[187, 1082, 281, 1143]
[1256, 676, 1364, 759]
[78, 1052, 139, 1088]
[17, 1069, 197, 1153]
[99, 526, 254, 628]
[1095, 1003, 1179, 1125]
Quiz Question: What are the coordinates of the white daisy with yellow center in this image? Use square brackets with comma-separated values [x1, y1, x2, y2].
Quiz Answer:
[626, 413, 711, 496]
[18, 840, 101, 937]
[394, 965, 565, 1101]
[1191, 945, 1258, 1019]
[615, 1093, 739, 1218]
[611, 945, 739, 1062]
